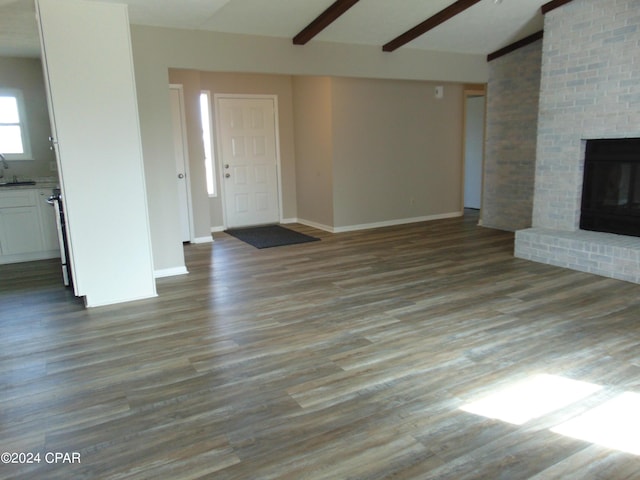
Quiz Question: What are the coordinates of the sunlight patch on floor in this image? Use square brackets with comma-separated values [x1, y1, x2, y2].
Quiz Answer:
[460, 374, 603, 425]
[551, 392, 640, 456]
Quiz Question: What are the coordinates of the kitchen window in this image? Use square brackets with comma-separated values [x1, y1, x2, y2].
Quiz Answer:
[0, 89, 32, 160]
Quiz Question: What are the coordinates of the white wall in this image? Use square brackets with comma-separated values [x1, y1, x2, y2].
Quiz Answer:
[292, 76, 334, 228]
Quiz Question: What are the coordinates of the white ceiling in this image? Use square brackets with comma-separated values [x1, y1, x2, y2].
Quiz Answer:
[0, 0, 550, 58]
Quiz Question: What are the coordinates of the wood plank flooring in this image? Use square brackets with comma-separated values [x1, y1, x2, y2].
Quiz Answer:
[2, 211, 640, 479]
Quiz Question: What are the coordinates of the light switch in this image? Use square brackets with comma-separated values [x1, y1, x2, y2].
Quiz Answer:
[435, 86, 444, 99]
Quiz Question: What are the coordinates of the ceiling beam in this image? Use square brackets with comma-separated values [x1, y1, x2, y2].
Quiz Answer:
[382, 0, 482, 53]
[487, 30, 543, 62]
[541, 0, 573, 14]
[293, 0, 360, 45]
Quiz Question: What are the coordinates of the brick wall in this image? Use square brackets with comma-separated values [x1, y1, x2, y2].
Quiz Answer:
[482, 40, 542, 231]
[515, 0, 640, 284]
[533, 0, 640, 230]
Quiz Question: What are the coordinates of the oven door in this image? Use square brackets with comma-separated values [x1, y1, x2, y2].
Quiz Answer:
[47, 194, 71, 287]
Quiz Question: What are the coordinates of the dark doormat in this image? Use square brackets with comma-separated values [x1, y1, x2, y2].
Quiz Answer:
[225, 224, 320, 249]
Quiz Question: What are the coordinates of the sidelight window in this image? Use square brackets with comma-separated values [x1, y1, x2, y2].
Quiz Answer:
[200, 91, 216, 197]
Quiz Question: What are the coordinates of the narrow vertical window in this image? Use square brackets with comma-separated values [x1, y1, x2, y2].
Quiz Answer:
[199, 91, 216, 196]
[0, 90, 32, 160]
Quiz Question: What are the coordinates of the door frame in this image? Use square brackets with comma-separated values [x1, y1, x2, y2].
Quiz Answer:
[213, 93, 283, 229]
[462, 85, 487, 224]
[169, 84, 195, 242]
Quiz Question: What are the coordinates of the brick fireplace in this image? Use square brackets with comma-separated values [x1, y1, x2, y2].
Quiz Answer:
[580, 138, 640, 237]
[514, 0, 640, 284]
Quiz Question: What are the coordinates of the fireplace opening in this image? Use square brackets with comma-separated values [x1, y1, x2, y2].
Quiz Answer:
[580, 138, 640, 237]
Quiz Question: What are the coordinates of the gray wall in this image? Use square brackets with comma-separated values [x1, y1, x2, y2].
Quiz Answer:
[482, 40, 542, 231]
[331, 77, 464, 228]
[170, 72, 466, 234]
[0, 56, 56, 179]
[292, 76, 464, 230]
[130, 25, 488, 273]
[292, 76, 334, 228]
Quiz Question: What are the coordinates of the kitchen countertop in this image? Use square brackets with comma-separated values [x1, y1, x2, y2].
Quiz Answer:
[0, 177, 59, 191]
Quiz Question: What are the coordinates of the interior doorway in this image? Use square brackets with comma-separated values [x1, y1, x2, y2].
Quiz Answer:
[463, 90, 486, 211]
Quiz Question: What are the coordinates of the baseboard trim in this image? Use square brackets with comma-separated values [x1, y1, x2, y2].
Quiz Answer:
[85, 291, 158, 308]
[295, 218, 335, 233]
[210, 212, 464, 236]
[192, 236, 213, 244]
[297, 212, 463, 234]
[211, 226, 225, 233]
[154, 266, 189, 278]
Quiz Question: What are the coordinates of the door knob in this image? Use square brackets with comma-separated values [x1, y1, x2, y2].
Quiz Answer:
[225, 164, 230, 169]
[225, 173, 230, 178]
[178, 173, 184, 179]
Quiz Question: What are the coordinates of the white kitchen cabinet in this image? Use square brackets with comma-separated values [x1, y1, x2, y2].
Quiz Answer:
[0, 188, 59, 263]
[0, 207, 42, 255]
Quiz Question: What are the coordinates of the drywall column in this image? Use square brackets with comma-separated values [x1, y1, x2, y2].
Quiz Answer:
[37, 0, 156, 306]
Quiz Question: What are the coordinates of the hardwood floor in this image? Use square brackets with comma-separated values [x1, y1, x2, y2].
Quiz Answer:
[2, 211, 640, 479]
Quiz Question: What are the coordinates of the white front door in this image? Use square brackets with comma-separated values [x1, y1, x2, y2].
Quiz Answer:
[216, 97, 280, 229]
[169, 86, 192, 242]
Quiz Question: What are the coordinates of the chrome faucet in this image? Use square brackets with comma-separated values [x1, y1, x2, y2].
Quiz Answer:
[0, 153, 8, 179]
